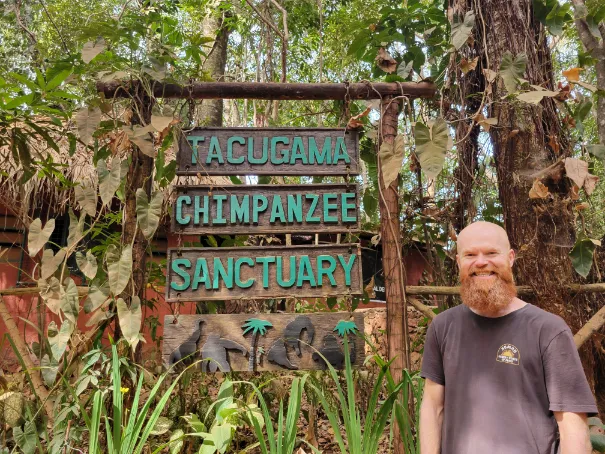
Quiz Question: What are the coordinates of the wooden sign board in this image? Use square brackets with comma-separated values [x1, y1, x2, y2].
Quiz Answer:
[166, 244, 363, 302]
[177, 127, 359, 176]
[163, 312, 365, 372]
[172, 183, 360, 235]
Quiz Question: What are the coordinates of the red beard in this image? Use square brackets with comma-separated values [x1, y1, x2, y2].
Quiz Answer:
[460, 266, 518, 316]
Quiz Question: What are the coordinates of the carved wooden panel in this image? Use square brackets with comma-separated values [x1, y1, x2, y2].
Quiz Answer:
[172, 183, 360, 235]
[166, 244, 363, 302]
[176, 127, 359, 176]
[163, 312, 365, 371]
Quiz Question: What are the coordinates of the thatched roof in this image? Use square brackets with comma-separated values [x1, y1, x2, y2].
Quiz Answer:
[0, 123, 231, 227]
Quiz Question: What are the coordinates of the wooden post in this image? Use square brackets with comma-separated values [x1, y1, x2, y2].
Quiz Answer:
[378, 97, 408, 454]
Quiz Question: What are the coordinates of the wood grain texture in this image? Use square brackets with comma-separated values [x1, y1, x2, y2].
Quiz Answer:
[171, 184, 360, 234]
[162, 312, 365, 371]
[176, 127, 359, 176]
[97, 81, 437, 101]
[166, 244, 363, 302]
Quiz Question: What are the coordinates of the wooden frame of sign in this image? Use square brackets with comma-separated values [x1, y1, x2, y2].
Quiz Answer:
[163, 312, 365, 372]
[166, 244, 363, 302]
[172, 183, 361, 235]
[176, 127, 360, 176]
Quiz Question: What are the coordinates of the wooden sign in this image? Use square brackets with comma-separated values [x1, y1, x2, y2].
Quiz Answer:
[163, 312, 365, 372]
[177, 127, 359, 176]
[172, 183, 360, 235]
[166, 244, 363, 302]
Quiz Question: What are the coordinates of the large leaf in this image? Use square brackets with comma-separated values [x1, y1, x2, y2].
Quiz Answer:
[84, 281, 110, 313]
[499, 52, 527, 93]
[41, 248, 66, 279]
[38, 277, 63, 314]
[125, 125, 156, 157]
[169, 429, 185, 454]
[151, 115, 174, 132]
[28, 218, 55, 257]
[516, 89, 559, 104]
[117, 296, 142, 350]
[379, 135, 405, 189]
[451, 10, 475, 50]
[136, 189, 163, 240]
[67, 208, 86, 248]
[106, 245, 132, 295]
[48, 319, 74, 362]
[76, 250, 98, 280]
[75, 183, 97, 217]
[570, 238, 598, 278]
[75, 107, 102, 144]
[98, 157, 123, 206]
[61, 277, 80, 323]
[414, 118, 451, 180]
[81, 39, 106, 64]
[13, 421, 38, 454]
[564, 157, 588, 188]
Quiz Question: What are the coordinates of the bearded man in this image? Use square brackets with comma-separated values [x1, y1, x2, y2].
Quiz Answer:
[419, 221, 597, 454]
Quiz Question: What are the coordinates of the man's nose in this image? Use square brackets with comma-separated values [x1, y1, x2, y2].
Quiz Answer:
[474, 254, 489, 266]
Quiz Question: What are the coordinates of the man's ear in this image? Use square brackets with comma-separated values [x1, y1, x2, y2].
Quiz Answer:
[508, 249, 515, 267]
[456, 254, 460, 269]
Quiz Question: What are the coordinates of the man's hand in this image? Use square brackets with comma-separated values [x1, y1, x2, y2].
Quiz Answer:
[419, 378, 445, 454]
[554, 412, 592, 454]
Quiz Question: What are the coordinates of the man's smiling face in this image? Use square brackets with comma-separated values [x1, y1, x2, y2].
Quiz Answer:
[456, 222, 517, 316]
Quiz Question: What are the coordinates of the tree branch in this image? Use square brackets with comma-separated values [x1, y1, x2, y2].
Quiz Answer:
[244, 0, 284, 39]
[574, 303, 605, 349]
[269, 0, 288, 83]
[569, 0, 604, 56]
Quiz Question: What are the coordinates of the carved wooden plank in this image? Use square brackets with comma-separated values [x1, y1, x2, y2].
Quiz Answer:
[166, 244, 363, 302]
[172, 184, 360, 235]
[163, 312, 365, 371]
[176, 127, 359, 176]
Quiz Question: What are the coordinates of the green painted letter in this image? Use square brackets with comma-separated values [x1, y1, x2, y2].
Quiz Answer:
[269, 195, 286, 223]
[306, 194, 321, 223]
[231, 195, 250, 224]
[176, 195, 191, 225]
[337, 254, 356, 286]
[214, 195, 227, 225]
[332, 137, 350, 164]
[287, 194, 303, 222]
[289, 137, 308, 164]
[252, 195, 268, 223]
[256, 256, 276, 288]
[192, 258, 211, 290]
[206, 136, 224, 164]
[235, 257, 254, 288]
[317, 255, 337, 286]
[187, 136, 204, 164]
[308, 137, 331, 164]
[170, 258, 191, 291]
[213, 257, 234, 289]
[296, 255, 317, 287]
[194, 196, 209, 225]
[342, 193, 357, 222]
[271, 137, 289, 164]
[227, 136, 245, 164]
[323, 193, 338, 223]
[248, 137, 268, 164]
[276, 256, 296, 288]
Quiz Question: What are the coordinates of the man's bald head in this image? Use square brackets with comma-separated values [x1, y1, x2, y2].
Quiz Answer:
[457, 221, 511, 254]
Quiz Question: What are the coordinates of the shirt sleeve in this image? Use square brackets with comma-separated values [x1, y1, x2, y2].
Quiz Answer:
[543, 328, 598, 416]
[420, 320, 445, 386]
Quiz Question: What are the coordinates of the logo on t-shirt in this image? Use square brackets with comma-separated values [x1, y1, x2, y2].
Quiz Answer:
[496, 344, 520, 365]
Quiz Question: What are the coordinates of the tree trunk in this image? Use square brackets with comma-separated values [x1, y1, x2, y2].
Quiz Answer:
[198, 6, 231, 126]
[449, 0, 603, 412]
[378, 97, 409, 454]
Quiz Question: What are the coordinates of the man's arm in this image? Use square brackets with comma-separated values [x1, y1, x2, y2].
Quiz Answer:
[419, 378, 444, 454]
[554, 412, 591, 454]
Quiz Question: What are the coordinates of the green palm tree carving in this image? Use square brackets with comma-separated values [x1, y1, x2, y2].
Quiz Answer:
[242, 318, 273, 371]
[334, 320, 358, 337]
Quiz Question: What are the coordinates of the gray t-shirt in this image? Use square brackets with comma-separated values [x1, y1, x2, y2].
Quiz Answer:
[421, 303, 597, 454]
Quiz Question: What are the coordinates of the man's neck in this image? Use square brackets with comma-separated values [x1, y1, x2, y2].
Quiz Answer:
[468, 297, 527, 318]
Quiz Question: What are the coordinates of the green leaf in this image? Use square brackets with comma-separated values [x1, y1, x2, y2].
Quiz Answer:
[570, 238, 597, 278]
[98, 157, 123, 206]
[499, 52, 527, 93]
[106, 245, 132, 295]
[117, 296, 142, 350]
[182, 413, 207, 433]
[41, 248, 66, 279]
[48, 319, 74, 362]
[45, 67, 73, 91]
[67, 208, 86, 248]
[13, 421, 38, 454]
[136, 189, 163, 240]
[574, 100, 593, 122]
[169, 429, 185, 454]
[591, 432, 605, 452]
[414, 118, 451, 180]
[396, 60, 414, 79]
[76, 250, 98, 280]
[75, 183, 97, 217]
[451, 10, 475, 50]
[28, 218, 55, 256]
[544, 2, 571, 36]
[75, 107, 102, 144]
[83, 281, 110, 313]
[586, 144, 605, 161]
[39, 277, 63, 314]
[150, 416, 173, 435]
[61, 278, 80, 323]
[379, 135, 404, 188]
[82, 39, 106, 64]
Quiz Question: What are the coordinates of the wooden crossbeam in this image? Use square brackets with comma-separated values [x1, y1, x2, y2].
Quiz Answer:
[96, 81, 437, 100]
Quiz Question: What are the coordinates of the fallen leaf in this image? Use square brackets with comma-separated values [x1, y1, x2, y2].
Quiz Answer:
[547, 135, 560, 155]
[564, 157, 588, 188]
[584, 173, 599, 196]
[460, 56, 479, 74]
[570, 184, 580, 200]
[517, 89, 559, 104]
[483, 68, 498, 83]
[575, 202, 589, 211]
[562, 67, 583, 82]
[529, 179, 550, 199]
[347, 107, 371, 129]
[375, 48, 397, 73]
[473, 113, 498, 131]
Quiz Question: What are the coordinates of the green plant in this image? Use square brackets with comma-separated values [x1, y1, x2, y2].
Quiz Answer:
[241, 318, 273, 371]
[590, 417, 605, 453]
[83, 343, 186, 454]
[309, 336, 403, 454]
